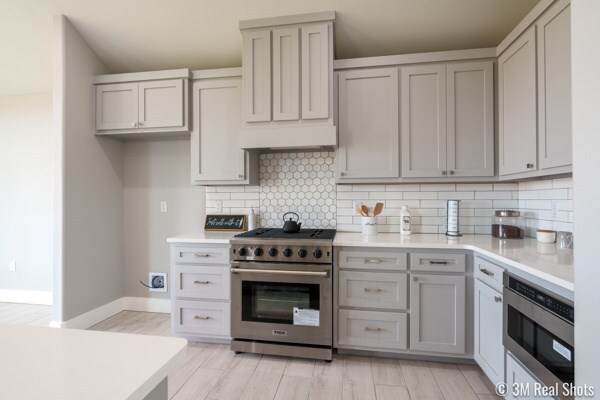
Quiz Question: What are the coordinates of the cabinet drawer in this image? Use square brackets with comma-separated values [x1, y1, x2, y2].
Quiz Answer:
[338, 251, 407, 271]
[410, 252, 466, 273]
[339, 271, 407, 310]
[172, 246, 230, 265]
[474, 257, 505, 292]
[173, 265, 230, 300]
[172, 299, 230, 336]
[338, 309, 407, 350]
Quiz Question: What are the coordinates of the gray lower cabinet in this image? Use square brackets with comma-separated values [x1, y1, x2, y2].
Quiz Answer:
[338, 309, 408, 350]
[338, 271, 408, 309]
[170, 243, 231, 342]
[474, 278, 504, 386]
[506, 352, 554, 400]
[409, 273, 466, 354]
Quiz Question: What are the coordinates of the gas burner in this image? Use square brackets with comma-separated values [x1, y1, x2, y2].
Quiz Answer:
[235, 228, 336, 240]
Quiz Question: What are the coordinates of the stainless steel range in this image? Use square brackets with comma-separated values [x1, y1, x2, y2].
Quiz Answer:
[230, 228, 335, 361]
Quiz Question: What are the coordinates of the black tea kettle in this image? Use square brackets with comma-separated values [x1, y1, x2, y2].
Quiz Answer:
[282, 212, 302, 233]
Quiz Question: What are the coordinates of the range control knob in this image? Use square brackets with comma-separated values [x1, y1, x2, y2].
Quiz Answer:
[253, 248, 264, 257]
[282, 248, 293, 257]
[313, 249, 323, 259]
[268, 247, 278, 257]
[238, 247, 247, 256]
[298, 249, 308, 258]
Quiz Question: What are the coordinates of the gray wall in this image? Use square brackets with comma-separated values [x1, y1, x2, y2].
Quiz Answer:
[53, 16, 124, 322]
[123, 139, 206, 298]
[572, 0, 600, 392]
[0, 93, 53, 294]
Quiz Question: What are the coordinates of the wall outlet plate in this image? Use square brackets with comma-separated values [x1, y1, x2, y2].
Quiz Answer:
[149, 272, 167, 292]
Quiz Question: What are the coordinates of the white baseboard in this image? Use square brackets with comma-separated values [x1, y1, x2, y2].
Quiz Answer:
[123, 297, 171, 313]
[49, 296, 171, 329]
[0, 289, 53, 305]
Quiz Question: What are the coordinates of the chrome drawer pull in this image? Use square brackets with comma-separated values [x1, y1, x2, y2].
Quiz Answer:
[194, 316, 211, 320]
[364, 258, 383, 264]
[494, 296, 502, 303]
[480, 268, 494, 277]
[193, 280, 211, 284]
[364, 327, 382, 332]
[194, 253, 212, 258]
[364, 288, 383, 293]
[429, 260, 448, 265]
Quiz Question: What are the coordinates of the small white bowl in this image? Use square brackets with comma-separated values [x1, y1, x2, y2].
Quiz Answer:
[536, 229, 556, 243]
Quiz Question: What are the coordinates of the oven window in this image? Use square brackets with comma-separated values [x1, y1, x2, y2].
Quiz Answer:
[507, 305, 574, 383]
[242, 281, 320, 324]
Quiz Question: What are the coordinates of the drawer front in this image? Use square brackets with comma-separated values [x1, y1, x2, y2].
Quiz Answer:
[410, 252, 466, 273]
[338, 250, 407, 271]
[474, 256, 505, 292]
[172, 245, 230, 265]
[338, 309, 407, 350]
[173, 299, 230, 336]
[173, 265, 230, 300]
[339, 271, 407, 310]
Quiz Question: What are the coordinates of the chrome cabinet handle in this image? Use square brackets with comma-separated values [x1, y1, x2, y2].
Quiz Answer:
[494, 296, 502, 303]
[526, 163, 534, 169]
[480, 268, 494, 277]
[429, 260, 449, 265]
[194, 316, 210, 320]
[194, 253, 211, 258]
[364, 327, 382, 332]
[442, 170, 447, 175]
[364, 288, 382, 293]
[193, 280, 210, 284]
[230, 268, 329, 277]
[364, 258, 382, 264]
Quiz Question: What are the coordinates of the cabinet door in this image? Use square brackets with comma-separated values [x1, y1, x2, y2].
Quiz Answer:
[401, 65, 447, 178]
[272, 27, 300, 121]
[95, 82, 138, 130]
[498, 27, 537, 175]
[191, 78, 246, 182]
[474, 279, 505, 386]
[447, 61, 494, 177]
[537, 0, 572, 169]
[242, 29, 271, 122]
[409, 274, 466, 354]
[506, 352, 554, 400]
[337, 68, 399, 179]
[301, 23, 330, 119]
[138, 79, 184, 129]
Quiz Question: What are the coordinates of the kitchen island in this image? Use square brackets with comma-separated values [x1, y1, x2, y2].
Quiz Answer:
[0, 324, 187, 400]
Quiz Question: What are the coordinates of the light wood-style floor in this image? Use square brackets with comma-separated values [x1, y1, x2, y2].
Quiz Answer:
[1, 303, 500, 400]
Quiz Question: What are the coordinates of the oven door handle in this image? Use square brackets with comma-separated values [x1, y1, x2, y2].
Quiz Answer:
[230, 268, 329, 277]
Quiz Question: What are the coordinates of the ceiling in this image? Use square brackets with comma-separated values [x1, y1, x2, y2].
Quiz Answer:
[1, 0, 540, 96]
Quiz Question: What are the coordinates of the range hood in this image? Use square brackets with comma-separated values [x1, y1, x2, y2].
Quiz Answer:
[239, 11, 337, 150]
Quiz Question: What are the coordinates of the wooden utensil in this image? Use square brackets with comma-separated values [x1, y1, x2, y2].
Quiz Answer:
[373, 202, 384, 216]
[361, 205, 370, 217]
[355, 204, 362, 216]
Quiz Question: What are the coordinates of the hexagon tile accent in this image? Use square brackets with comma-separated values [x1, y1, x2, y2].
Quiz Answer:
[259, 152, 336, 228]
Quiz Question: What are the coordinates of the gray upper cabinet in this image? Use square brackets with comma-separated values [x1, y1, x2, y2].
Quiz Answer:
[401, 61, 494, 178]
[272, 27, 300, 121]
[537, 0, 572, 169]
[409, 273, 466, 354]
[337, 68, 400, 180]
[191, 72, 258, 185]
[95, 82, 138, 131]
[137, 79, 185, 129]
[242, 29, 272, 123]
[401, 64, 447, 178]
[498, 27, 537, 176]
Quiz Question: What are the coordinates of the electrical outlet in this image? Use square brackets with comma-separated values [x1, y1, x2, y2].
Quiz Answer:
[149, 272, 167, 292]
[551, 200, 559, 218]
[160, 201, 168, 213]
[9, 260, 16, 272]
[215, 200, 222, 213]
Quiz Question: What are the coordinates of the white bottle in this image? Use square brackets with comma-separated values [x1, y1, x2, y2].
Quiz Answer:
[248, 208, 258, 231]
[400, 205, 412, 235]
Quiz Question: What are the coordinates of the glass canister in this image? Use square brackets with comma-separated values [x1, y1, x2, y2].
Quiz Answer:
[492, 210, 525, 239]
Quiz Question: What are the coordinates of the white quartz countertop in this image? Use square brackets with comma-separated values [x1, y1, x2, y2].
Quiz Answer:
[334, 233, 574, 296]
[0, 324, 187, 400]
[167, 231, 237, 244]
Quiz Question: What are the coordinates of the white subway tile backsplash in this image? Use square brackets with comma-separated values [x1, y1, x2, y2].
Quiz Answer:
[492, 200, 519, 208]
[420, 184, 456, 192]
[457, 184, 493, 191]
[368, 191, 404, 200]
[476, 191, 512, 200]
[493, 183, 518, 191]
[404, 191, 437, 199]
[438, 191, 474, 200]
[386, 184, 420, 191]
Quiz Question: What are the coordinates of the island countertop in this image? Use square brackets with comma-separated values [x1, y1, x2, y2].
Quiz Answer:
[0, 324, 187, 400]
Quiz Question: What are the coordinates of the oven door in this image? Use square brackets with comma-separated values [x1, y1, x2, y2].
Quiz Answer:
[503, 287, 574, 392]
[231, 262, 332, 346]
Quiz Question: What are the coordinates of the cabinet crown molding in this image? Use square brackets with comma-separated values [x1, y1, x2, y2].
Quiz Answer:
[239, 11, 335, 30]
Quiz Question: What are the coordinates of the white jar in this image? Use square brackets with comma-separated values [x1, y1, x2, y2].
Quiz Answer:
[400, 206, 412, 235]
[361, 217, 378, 235]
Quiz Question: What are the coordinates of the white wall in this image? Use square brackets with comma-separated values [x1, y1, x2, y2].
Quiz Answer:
[572, 0, 600, 393]
[0, 93, 53, 302]
[123, 139, 205, 298]
[53, 16, 124, 322]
